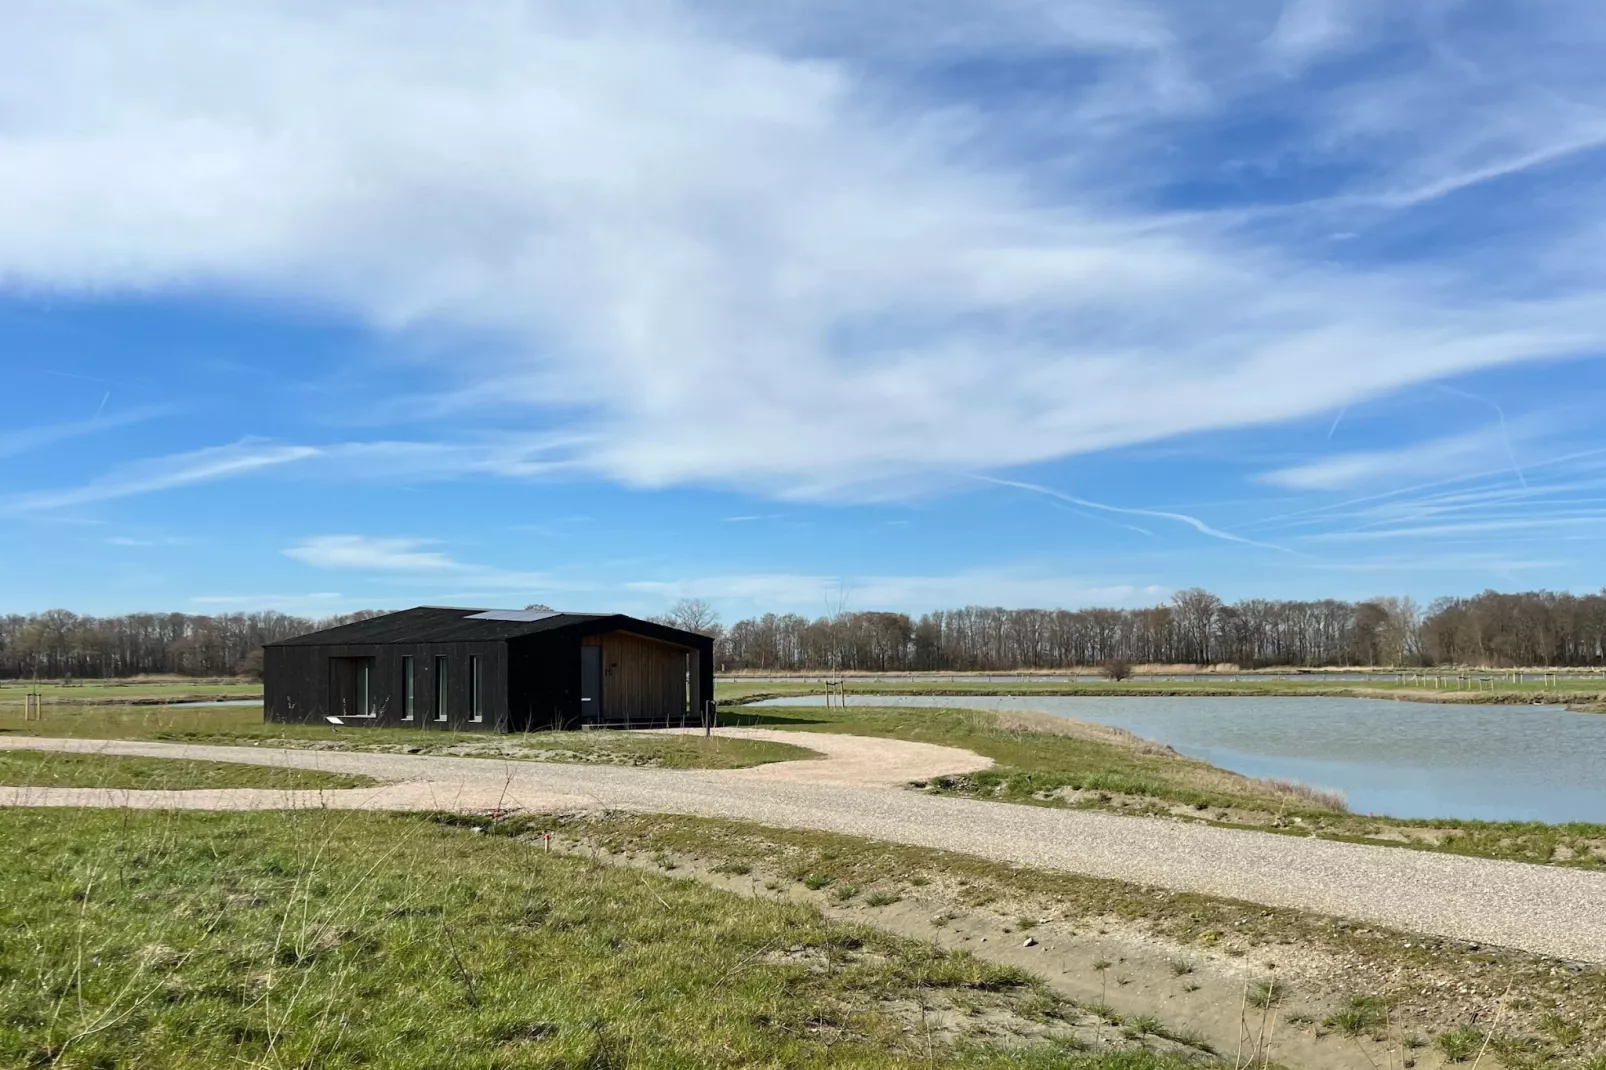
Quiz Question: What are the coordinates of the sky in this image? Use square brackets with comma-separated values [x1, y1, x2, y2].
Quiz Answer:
[3, 0, 1606, 622]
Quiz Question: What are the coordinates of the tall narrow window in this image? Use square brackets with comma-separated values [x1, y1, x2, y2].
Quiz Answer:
[356, 660, 371, 717]
[434, 656, 449, 722]
[469, 655, 483, 723]
[400, 656, 414, 721]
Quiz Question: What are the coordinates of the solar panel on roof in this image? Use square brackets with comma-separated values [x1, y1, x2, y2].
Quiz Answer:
[464, 609, 562, 622]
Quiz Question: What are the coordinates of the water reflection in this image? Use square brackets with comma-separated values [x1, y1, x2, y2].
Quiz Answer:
[752, 694, 1606, 823]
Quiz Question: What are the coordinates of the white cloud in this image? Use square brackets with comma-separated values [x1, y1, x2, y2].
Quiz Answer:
[1, 2, 1604, 500]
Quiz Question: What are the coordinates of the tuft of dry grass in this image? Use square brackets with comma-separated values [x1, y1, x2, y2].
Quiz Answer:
[1261, 779, 1349, 812]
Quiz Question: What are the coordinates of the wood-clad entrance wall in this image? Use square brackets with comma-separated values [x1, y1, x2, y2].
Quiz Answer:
[581, 630, 691, 724]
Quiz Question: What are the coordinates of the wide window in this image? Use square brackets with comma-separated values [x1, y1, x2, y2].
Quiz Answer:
[434, 656, 449, 722]
[469, 655, 483, 723]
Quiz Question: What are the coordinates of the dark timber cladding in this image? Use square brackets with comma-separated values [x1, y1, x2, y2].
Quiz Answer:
[262, 607, 714, 732]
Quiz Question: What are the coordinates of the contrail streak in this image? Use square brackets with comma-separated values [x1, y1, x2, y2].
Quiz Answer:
[1435, 384, 1527, 488]
[1048, 500, 1156, 538]
[976, 476, 1297, 554]
[43, 369, 114, 384]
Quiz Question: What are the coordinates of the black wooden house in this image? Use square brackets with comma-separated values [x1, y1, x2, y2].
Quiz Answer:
[263, 607, 714, 732]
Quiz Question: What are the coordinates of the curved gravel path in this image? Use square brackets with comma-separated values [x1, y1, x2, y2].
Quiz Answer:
[4, 734, 1606, 963]
[665, 727, 995, 786]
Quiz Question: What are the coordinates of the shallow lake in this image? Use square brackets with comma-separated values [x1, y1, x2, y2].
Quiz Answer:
[749, 694, 1606, 824]
[727, 672, 1405, 683]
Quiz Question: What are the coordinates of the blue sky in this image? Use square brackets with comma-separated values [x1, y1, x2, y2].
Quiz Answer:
[3, 0, 1606, 620]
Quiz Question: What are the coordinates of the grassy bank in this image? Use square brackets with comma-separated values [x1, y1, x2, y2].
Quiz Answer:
[0, 750, 376, 790]
[718, 703, 1606, 869]
[0, 808, 1206, 1069]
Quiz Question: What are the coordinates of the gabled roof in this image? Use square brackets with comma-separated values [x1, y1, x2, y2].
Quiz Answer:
[264, 606, 616, 646]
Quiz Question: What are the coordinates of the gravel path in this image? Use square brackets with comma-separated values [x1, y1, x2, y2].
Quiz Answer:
[4, 734, 1606, 963]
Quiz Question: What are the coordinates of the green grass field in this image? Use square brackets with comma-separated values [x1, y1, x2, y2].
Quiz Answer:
[0, 808, 1205, 1069]
[0, 750, 377, 790]
[7, 669, 1606, 710]
[0, 679, 264, 704]
[0, 703, 816, 770]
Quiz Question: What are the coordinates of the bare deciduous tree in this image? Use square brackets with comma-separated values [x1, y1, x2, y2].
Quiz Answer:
[657, 598, 722, 638]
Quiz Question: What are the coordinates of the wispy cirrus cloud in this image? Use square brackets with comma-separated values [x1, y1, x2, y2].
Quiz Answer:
[284, 535, 463, 573]
[1, 2, 1604, 501]
[626, 570, 1167, 614]
[190, 592, 348, 611]
[0, 406, 169, 460]
[105, 534, 191, 547]
[1258, 429, 1522, 492]
[8, 440, 319, 512]
[282, 534, 581, 593]
[281, 536, 1170, 615]
[9, 436, 579, 513]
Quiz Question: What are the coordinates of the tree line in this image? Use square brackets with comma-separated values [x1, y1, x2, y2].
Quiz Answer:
[0, 610, 383, 680]
[2, 588, 1604, 679]
[712, 589, 1606, 672]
